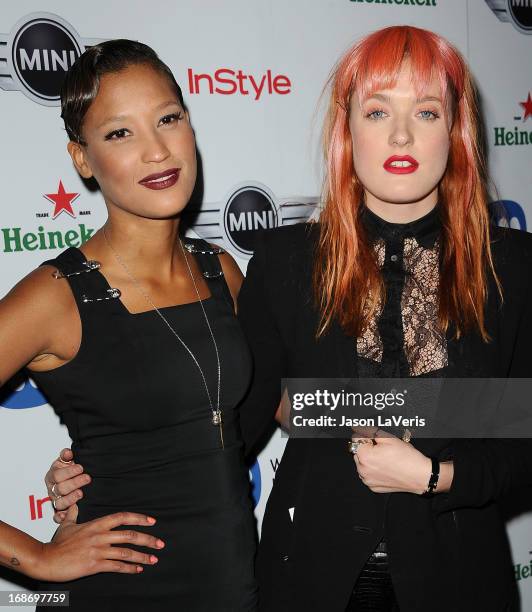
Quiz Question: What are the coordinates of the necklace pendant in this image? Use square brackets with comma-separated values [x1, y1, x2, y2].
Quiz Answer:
[211, 410, 224, 449]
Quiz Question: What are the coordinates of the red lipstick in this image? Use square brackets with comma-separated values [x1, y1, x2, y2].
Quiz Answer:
[139, 168, 180, 190]
[383, 155, 419, 174]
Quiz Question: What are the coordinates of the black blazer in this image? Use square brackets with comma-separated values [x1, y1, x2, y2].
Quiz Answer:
[237, 222, 532, 612]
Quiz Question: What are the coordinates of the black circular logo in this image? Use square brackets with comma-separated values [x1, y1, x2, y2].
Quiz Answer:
[11, 15, 82, 104]
[224, 185, 278, 255]
[508, 0, 532, 32]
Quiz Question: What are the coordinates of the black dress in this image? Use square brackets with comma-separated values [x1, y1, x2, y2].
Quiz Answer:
[31, 239, 258, 611]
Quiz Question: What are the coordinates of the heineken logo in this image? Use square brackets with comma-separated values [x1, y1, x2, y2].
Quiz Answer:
[515, 551, 532, 581]
[1, 179, 95, 253]
[493, 92, 532, 146]
[1, 224, 95, 253]
[350, 0, 437, 5]
[44, 180, 80, 219]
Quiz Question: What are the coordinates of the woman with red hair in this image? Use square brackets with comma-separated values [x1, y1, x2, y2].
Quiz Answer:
[236, 25, 532, 611]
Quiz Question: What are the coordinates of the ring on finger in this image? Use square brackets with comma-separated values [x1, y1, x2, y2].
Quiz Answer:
[348, 439, 368, 455]
[348, 440, 360, 455]
[59, 456, 72, 465]
[51, 483, 61, 499]
[348, 436, 373, 455]
[51, 496, 63, 510]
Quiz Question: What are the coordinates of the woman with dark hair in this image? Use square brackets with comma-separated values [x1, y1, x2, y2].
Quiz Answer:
[0, 39, 257, 610]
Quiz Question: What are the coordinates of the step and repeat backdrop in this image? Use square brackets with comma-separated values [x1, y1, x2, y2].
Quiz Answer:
[0, 0, 531, 609]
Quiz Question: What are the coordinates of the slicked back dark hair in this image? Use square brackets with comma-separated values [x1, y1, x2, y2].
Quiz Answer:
[60, 39, 184, 145]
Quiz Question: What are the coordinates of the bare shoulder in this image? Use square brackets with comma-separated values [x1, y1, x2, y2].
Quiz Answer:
[0, 264, 79, 371]
[2, 264, 75, 316]
[210, 243, 244, 310]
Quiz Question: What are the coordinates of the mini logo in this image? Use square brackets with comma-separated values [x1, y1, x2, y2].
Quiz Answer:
[44, 180, 80, 218]
[493, 92, 532, 146]
[0, 13, 103, 105]
[186, 181, 319, 258]
[225, 184, 279, 255]
[187, 68, 291, 100]
[1, 378, 47, 409]
[249, 459, 262, 507]
[486, 0, 532, 35]
[491, 200, 527, 230]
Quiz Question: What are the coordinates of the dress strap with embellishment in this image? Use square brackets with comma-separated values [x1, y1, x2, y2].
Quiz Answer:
[39, 247, 122, 312]
[183, 238, 235, 313]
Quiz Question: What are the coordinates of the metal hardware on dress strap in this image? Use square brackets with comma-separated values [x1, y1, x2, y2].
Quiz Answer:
[81, 288, 121, 303]
[52, 260, 101, 279]
[183, 242, 225, 255]
[203, 270, 224, 279]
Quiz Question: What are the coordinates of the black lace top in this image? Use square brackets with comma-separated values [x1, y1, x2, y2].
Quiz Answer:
[356, 204, 448, 378]
[355, 204, 448, 555]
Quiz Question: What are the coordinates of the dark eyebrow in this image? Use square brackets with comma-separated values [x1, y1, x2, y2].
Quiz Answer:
[97, 100, 181, 130]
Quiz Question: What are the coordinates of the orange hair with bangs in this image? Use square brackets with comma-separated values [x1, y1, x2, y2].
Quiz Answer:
[314, 25, 500, 341]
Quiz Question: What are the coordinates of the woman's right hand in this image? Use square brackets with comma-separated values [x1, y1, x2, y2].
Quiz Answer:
[33, 505, 164, 581]
[45, 448, 91, 524]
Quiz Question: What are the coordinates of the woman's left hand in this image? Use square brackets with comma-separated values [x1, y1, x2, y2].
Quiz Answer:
[352, 432, 431, 494]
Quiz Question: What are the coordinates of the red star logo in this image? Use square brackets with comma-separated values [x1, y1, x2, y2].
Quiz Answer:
[44, 181, 80, 219]
[519, 92, 532, 121]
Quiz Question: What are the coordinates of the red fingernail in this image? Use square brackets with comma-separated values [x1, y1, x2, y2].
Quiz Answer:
[150, 556, 158, 564]
[136, 566, 143, 573]
[156, 540, 165, 548]
[147, 516, 156, 524]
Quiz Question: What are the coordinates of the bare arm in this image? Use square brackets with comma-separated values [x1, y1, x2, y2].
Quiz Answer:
[0, 268, 163, 579]
[0, 265, 78, 382]
[0, 510, 163, 581]
[0, 520, 43, 576]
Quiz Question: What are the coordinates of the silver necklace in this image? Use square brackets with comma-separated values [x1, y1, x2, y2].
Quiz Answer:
[102, 227, 224, 448]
